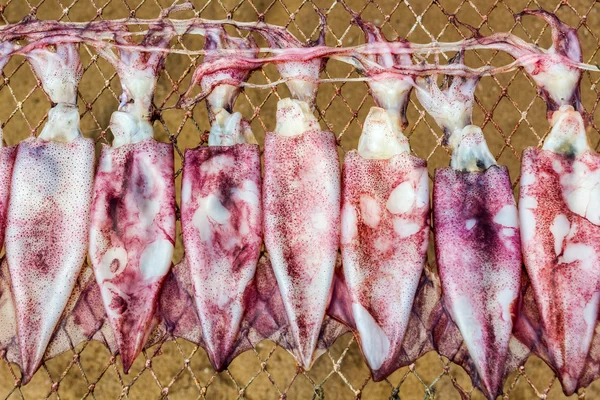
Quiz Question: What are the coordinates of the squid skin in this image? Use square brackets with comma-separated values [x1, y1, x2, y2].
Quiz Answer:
[338, 107, 429, 379]
[433, 163, 521, 399]
[89, 137, 175, 373]
[519, 106, 600, 395]
[0, 140, 17, 248]
[5, 132, 95, 383]
[263, 98, 341, 369]
[181, 142, 262, 371]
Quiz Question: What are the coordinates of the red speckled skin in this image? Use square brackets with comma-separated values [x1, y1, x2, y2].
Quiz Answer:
[89, 138, 175, 373]
[263, 128, 341, 369]
[5, 137, 95, 382]
[433, 165, 522, 399]
[0, 146, 16, 247]
[181, 144, 262, 371]
[519, 147, 600, 395]
[339, 151, 429, 379]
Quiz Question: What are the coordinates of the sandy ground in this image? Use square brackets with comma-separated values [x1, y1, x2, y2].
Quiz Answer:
[1, 0, 600, 398]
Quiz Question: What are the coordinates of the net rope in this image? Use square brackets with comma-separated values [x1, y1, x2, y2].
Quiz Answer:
[1, 0, 599, 398]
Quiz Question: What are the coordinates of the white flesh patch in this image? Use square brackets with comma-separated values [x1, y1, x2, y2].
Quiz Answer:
[550, 214, 570, 256]
[552, 159, 564, 174]
[560, 243, 596, 274]
[560, 159, 600, 225]
[415, 169, 430, 209]
[386, 181, 415, 214]
[393, 218, 421, 238]
[502, 228, 515, 237]
[139, 239, 174, 281]
[519, 196, 537, 244]
[310, 208, 329, 232]
[493, 205, 518, 228]
[231, 180, 260, 209]
[352, 303, 390, 371]
[465, 219, 477, 230]
[452, 295, 485, 363]
[341, 204, 358, 245]
[497, 287, 517, 323]
[110, 111, 153, 148]
[520, 171, 536, 186]
[584, 292, 600, 333]
[359, 194, 381, 228]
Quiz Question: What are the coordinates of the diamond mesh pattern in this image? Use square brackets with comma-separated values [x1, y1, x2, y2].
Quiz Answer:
[1, 0, 600, 398]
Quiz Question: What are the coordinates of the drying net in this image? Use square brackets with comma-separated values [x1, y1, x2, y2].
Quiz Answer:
[1, 0, 600, 398]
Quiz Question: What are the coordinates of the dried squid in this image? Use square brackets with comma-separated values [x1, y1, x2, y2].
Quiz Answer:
[416, 53, 522, 399]
[88, 24, 176, 373]
[5, 41, 95, 382]
[180, 27, 262, 371]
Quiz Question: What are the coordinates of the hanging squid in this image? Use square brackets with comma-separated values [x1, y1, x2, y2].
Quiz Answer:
[239, 17, 342, 369]
[4, 40, 95, 382]
[510, 10, 600, 395]
[88, 23, 177, 373]
[339, 107, 429, 379]
[331, 17, 430, 380]
[263, 97, 341, 369]
[416, 52, 522, 399]
[179, 27, 263, 371]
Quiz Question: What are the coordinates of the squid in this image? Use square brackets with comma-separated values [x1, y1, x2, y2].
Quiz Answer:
[513, 11, 598, 394]
[263, 97, 341, 369]
[339, 107, 429, 379]
[4, 41, 95, 382]
[243, 18, 341, 369]
[416, 53, 522, 399]
[88, 23, 176, 373]
[179, 27, 262, 371]
[331, 17, 430, 380]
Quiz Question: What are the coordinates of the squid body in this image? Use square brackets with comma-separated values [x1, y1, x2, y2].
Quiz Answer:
[519, 106, 600, 394]
[5, 43, 95, 381]
[263, 98, 341, 368]
[416, 56, 522, 398]
[181, 109, 261, 370]
[89, 27, 176, 373]
[339, 107, 429, 378]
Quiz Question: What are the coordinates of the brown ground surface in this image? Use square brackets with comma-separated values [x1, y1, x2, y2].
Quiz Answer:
[0, 0, 600, 398]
